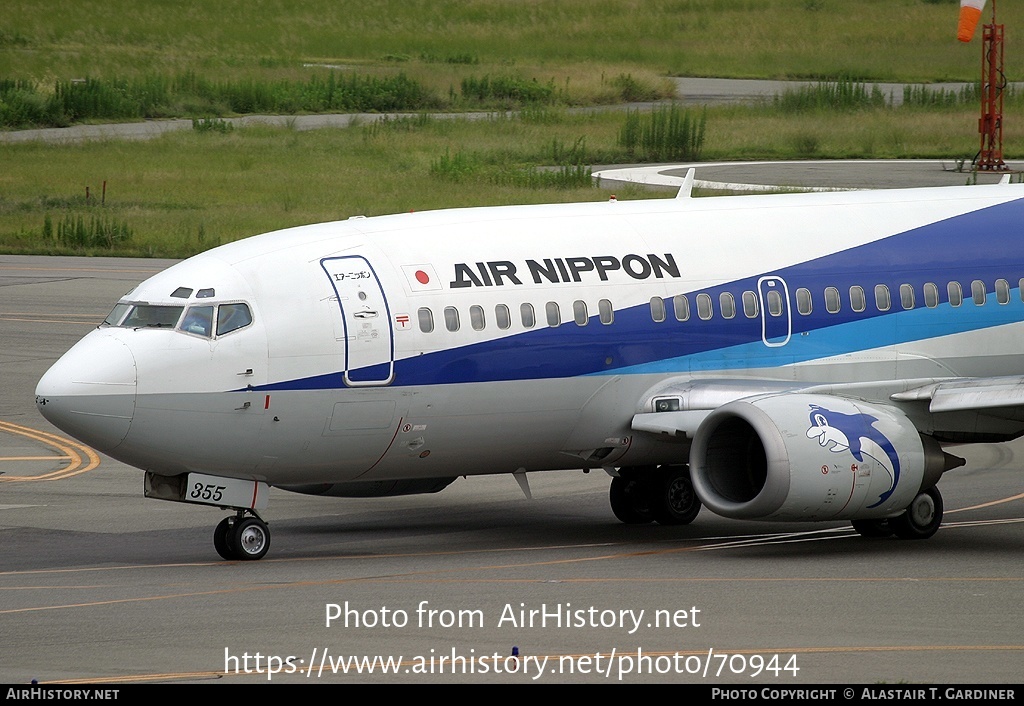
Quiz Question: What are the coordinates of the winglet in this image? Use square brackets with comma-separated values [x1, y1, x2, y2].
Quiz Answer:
[676, 168, 696, 199]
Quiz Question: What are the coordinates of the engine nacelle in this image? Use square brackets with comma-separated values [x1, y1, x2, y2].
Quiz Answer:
[689, 394, 949, 522]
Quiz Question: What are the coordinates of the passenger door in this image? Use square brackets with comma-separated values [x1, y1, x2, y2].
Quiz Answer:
[320, 256, 395, 386]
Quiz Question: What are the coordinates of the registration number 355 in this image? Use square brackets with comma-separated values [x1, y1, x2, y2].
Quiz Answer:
[189, 482, 227, 503]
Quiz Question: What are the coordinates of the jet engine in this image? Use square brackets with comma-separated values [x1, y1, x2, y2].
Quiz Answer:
[689, 394, 955, 522]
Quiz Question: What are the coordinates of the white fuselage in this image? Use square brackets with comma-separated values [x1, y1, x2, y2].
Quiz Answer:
[36, 184, 1024, 495]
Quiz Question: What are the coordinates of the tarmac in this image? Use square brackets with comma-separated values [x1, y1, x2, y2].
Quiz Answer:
[2, 180, 1024, 685]
[1, 80, 1023, 686]
[594, 159, 1023, 193]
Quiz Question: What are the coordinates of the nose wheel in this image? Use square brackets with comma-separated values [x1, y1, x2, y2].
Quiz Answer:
[214, 512, 271, 560]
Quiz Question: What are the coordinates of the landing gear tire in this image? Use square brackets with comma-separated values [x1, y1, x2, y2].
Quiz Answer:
[231, 517, 271, 560]
[889, 486, 943, 540]
[651, 465, 701, 526]
[213, 517, 235, 560]
[213, 514, 271, 560]
[851, 519, 893, 538]
[609, 476, 654, 524]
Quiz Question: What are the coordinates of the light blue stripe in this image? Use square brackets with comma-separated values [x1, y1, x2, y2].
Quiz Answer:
[601, 295, 1024, 376]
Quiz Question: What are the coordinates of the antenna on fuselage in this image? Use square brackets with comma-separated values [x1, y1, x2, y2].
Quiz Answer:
[513, 469, 532, 500]
[676, 168, 696, 199]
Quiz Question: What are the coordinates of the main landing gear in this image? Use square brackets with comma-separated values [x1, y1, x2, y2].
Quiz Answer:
[851, 486, 943, 540]
[214, 511, 271, 560]
[609, 464, 701, 526]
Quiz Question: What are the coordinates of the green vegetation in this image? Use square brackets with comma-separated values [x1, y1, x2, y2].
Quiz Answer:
[4, 0, 1022, 83]
[619, 106, 707, 161]
[430, 149, 594, 189]
[772, 80, 1022, 112]
[0, 72, 444, 128]
[3, 98, 1013, 257]
[48, 213, 133, 249]
[2, 1, 1021, 256]
[0, 113, 629, 257]
[773, 81, 888, 112]
[192, 117, 233, 134]
[0, 70, 672, 128]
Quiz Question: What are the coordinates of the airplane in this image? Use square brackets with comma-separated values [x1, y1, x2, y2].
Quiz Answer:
[34, 171, 1024, 560]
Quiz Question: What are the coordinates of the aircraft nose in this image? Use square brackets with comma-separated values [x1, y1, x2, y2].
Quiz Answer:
[35, 333, 138, 452]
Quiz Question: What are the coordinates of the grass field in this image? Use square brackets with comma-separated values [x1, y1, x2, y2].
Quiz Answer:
[2, 101, 1012, 257]
[1, 0, 1021, 256]
[5, 0, 1021, 83]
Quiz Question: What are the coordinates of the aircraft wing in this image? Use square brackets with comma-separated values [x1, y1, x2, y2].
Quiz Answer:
[892, 375, 1024, 413]
[631, 410, 712, 438]
[632, 374, 1024, 442]
[630, 379, 802, 438]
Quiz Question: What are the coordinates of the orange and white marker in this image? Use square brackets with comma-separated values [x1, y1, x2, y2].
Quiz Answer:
[958, 0, 988, 43]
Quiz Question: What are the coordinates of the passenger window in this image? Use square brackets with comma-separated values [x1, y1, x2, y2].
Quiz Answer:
[972, 280, 986, 306]
[824, 287, 840, 314]
[696, 293, 713, 320]
[924, 283, 939, 308]
[180, 306, 214, 337]
[217, 303, 252, 336]
[495, 304, 511, 330]
[599, 299, 614, 325]
[875, 284, 891, 312]
[948, 282, 963, 307]
[900, 284, 915, 310]
[418, 307, 434, 333]
[673, 294, 690, 321]
[546, 302, 561, 327]
[444, 306, 460, 332]
[520, 303, 536, 328]
[573, 300, 589, 326]
[470, 305, 485, 331]
[996, 279, 1010, 304]
[719, 292, 736, 319]
[742, 291, 759, 318]
[650, 296, 666, 323]
[850, 286, 866, 313]
[796, 288, 812, 315]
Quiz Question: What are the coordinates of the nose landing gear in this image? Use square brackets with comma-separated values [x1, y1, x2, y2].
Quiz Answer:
[214, 512, 271, 560]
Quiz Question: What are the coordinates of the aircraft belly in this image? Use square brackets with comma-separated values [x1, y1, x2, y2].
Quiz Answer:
[235, 389, 407, 481]
[356, 378, 643, 479]
[244, 379, 652, 482]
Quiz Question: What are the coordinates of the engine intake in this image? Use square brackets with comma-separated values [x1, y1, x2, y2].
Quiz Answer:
[689, 394, 954, 522]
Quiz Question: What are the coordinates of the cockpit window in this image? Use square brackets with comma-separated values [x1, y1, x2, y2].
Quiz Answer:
[180, 306, 214, 337]
[105, 300, 252, 337]
[103, 303, 132, 326]
[217, 303, 252, 335]
[122, 305, 185, 328]
[171, 287, 193, 299]
[197, 288, 216, 299]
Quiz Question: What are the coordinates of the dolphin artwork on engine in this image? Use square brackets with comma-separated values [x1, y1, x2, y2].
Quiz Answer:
[805, 404, 902, 508]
